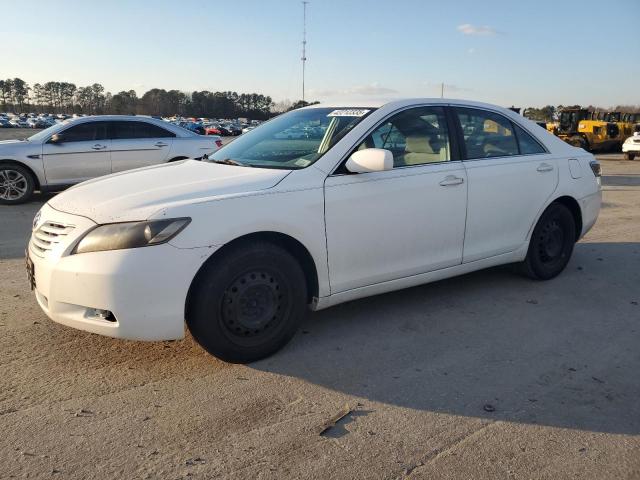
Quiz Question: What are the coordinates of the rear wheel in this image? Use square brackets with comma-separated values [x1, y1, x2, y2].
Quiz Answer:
[519, 203, 576, 280]
[0, 164, 35, 205]
[186, 242, 307, 363]
[624, 152, 636, 160]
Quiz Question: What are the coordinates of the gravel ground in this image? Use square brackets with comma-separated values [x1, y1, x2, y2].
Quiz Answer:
[1, 128, 639, 479]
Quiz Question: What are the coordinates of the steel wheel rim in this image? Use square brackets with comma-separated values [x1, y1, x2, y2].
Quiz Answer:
[537, 219, 565, 264]
[0, 169, 28, 200]
[220, 269, 289, 345]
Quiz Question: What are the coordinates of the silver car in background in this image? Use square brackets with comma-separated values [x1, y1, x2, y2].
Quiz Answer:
[0, 115, 222, 204]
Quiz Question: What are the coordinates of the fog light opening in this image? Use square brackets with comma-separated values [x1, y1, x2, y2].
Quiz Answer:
[91, 309, 116, 322]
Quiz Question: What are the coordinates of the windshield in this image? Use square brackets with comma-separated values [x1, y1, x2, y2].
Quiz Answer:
[27, 123, 62, 143]
[209, 107, 374, 169]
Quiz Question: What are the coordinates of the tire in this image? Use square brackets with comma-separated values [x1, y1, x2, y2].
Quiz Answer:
[0, 163, 35, 205]
[568, 136, 588, 151]
[519, 203, 576, 280]
[624, 152, 635, 161]
[186, 242, 307, 363]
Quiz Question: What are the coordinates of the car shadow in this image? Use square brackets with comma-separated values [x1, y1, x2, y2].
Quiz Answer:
[252, 242, 640, 435]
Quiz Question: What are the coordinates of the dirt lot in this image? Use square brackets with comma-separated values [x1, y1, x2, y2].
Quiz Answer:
[1, 129, 639, 479]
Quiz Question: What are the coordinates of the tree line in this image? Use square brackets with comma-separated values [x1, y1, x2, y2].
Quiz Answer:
[0, 77, 285, 120]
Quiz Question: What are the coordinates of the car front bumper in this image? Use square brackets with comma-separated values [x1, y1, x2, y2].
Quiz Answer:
[28, 204, 215, 341]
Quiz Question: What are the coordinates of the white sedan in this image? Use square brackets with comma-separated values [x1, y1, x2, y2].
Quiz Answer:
[622, 132, 640, 160]
[0, 115, 222, 204]
[27, 99, 601, 363]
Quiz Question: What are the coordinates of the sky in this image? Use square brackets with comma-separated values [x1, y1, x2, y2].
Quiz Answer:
[1, 0, 639, 108]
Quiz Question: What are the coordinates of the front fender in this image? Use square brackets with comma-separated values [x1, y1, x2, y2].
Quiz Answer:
[165, 186, 330, 297]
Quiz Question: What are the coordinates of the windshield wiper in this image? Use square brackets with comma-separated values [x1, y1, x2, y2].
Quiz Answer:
[210, 158, 248, 167]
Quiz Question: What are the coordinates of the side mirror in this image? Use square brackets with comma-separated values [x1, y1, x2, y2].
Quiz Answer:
[345, 148, 393, 173]
[49, 133, 64, 144]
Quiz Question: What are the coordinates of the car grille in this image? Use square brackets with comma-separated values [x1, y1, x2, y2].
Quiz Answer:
[30, 221, 75, 257]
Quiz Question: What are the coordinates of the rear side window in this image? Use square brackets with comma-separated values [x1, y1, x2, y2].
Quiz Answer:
[58, 121, 109, 143]
[455, 107, 518, 159]
[514, 124, 546, 155]
[111, 121, 175, 139]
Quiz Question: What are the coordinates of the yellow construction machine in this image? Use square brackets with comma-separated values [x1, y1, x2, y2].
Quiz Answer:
[555, 107, 620, 151]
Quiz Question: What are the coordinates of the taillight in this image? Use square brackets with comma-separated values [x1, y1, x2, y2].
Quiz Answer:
[589, 160, 601, 177]
[215, 139, 223, 148]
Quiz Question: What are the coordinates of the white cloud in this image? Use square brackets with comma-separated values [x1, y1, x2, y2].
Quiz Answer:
[311, 82, 398, 97]
[457, 24, 498, 36]
[347, 83, 398, 95]
[423, 82, 471, 94]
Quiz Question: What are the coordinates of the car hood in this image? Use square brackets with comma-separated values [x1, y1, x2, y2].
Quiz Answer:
[48, 160, 290, 223]
[0, 139, 32, 153]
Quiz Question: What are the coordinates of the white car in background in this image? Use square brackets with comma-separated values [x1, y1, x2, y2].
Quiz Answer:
[0, 115, 222, 204]
[27, 98, 601, 363]
[622, 132, 640, 160]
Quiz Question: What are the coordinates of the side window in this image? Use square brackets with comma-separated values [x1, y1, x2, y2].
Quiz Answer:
[356, 106, 451, 167]
[455, 108, 519, 159]
[111, 121, 136, 140]
[135, 122, 175, 138]
[112, 121, 175, 140]
[514, 124, 546, 155]
[58, 122, 108, 143]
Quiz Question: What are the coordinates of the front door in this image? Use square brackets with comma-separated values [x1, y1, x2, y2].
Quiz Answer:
[41, 121, 111, 185]
[324, 106, 468, 293]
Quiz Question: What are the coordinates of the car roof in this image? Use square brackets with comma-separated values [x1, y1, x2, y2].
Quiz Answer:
[303, 97, 515, 111]
[55, 115, 195, 137]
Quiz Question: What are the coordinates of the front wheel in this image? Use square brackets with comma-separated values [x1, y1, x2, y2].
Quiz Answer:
[0, 164, 35, 205]
[519, 203, 576, 280]
[624, 152, 636, 161]
[568, 136, 589, 151]
[186, 242, 307, 363]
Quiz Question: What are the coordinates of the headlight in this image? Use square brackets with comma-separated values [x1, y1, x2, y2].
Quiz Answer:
[73, 218, 191, 255]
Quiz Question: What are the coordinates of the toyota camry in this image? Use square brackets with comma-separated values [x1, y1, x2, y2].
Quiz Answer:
[26, 99, 602, 363]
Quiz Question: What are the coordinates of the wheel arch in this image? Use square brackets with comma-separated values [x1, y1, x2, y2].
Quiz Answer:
[0, 159, 41, 190]
[185, 231, 320, 317]
[552, 195, 583, 240]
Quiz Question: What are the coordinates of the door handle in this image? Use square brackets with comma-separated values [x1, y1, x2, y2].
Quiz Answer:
[154, 142, 168, 147]
[439, 175, 464, 186]
[537, 163, 554, 172]
[91, 144, 106, 150]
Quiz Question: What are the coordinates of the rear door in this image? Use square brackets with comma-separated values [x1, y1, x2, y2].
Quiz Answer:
[454, 107, 559, 263]
[41, 121, 111, 185]
[110, 120, 175, 173]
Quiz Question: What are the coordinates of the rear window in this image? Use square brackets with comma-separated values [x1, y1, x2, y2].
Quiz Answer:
[111, 121, 175, 139]
[514, 124, 546, 155]
[455, 107, 519, 159]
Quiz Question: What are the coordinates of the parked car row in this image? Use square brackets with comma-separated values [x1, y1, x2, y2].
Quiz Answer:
[0, 112, 265, 138]
[0, 112, 79, 129]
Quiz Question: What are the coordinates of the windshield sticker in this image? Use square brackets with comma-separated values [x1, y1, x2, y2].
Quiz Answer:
[294, 158, 312, 167]
[327, 109, 370, 117]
